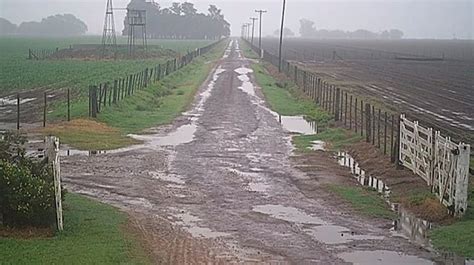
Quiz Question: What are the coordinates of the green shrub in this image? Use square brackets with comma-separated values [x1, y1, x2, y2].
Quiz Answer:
[0, 131, 59, 228]
[0, 160, 56, 227]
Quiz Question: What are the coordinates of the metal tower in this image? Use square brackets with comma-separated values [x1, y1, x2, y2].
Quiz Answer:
[101, 0, 117, 56]
[127, 9, 147, 56]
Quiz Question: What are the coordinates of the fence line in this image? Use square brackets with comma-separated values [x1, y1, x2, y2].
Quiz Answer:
[244, 38, 470, 216]
[88, 39, 223, 117]
[11, 40, 224, 129]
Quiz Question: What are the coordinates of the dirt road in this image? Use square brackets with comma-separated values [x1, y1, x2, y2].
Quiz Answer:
[63, 40, 441, 264]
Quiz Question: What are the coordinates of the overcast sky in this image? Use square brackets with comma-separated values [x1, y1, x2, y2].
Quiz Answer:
[0, 0, 472, 39]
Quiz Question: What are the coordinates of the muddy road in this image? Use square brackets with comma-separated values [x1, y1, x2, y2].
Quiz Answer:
[63, 40, 441, 264]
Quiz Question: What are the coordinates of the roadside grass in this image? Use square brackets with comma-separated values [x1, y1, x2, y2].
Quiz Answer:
[293, 128, 362, 153]
[40, 119, 140, 150]
[327, 184, 397, 219]
[41, 40, 227, 150]
[240, 44, 261, 60]
[251, 62, 331, 124]
[0, 193, 151, 264]
[430, 180, 474, 258]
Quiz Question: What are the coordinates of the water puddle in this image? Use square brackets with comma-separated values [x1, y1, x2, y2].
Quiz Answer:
[130, 123, 197, 147]
[252, 204, 325, 225]
[0, 96, 36, 106]
[172, 210, 230, 239]
[337, 152, 390, 198]
[305, 225, 383, 244]
[309, 140, 325, 151]
[338, 250, 434, 265]
[235, 66, 257, 97]
[280, 116, 318, 135]
[150, 172, 185, 185]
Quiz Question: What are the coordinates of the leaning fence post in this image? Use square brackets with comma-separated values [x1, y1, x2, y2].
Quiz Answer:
[46, 136, 63, 231]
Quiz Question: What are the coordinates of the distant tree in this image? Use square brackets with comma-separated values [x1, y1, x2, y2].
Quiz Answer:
[123, 1, 229, 39]
[299, 19, 316, 38]
[17, 14, 87, 36]
[389, 29, 404, 39]
[170, 2, 182, 15]
[181, 2, 197, 16]
[0, 18, 17, 35]
[274, 27, 295, 38]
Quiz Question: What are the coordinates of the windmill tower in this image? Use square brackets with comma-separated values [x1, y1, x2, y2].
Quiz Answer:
[101, 0, 117, 57]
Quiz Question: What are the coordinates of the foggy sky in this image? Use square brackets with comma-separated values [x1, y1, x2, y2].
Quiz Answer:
[0, 0, 472, 39]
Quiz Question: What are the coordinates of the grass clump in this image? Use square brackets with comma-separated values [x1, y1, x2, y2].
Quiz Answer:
[251, 63, 331, 124]
[293, 128, 362, 152]
[40, 119, 140, 150]
[430, 182, 474, 258]
[327, 184, 396, 219]
[0, 193, 151, 264]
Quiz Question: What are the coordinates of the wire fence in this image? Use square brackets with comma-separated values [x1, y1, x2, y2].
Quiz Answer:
[7, 39, 224, 130]
[244, 39, 472, 166]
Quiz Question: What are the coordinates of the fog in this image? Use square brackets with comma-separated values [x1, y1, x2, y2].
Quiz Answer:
[0, 0, 472, 39]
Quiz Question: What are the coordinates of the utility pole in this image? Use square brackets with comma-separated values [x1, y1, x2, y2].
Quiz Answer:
[247, 23, 252, 41]
[255, 10, 267, 51]
[278, 0, 287, 72]
[250, 17, 258, 45]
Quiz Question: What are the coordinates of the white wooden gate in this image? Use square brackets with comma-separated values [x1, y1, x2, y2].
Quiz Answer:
[432, 132, 470, 215]
[399, 115, 433, 185]
[399, 115, 470, 216]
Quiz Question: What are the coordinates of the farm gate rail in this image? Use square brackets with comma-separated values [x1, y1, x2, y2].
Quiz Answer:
[242, 39, 471, 216]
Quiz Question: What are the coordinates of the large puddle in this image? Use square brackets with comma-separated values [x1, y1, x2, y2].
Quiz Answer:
[338, 250, 434, 265]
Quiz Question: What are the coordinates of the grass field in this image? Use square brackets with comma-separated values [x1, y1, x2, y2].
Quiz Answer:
[42, 40, 227, 150]
[0, 36, 212, 94]
[0, 193, 151, 264]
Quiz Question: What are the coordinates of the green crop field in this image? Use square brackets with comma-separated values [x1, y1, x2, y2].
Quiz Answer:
[0, 36, 212, 95]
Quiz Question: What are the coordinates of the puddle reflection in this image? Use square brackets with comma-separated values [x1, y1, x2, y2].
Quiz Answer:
[280, 116, 318, 135]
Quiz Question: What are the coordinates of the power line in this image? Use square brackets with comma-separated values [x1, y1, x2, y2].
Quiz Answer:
[278, 0, 287, 72]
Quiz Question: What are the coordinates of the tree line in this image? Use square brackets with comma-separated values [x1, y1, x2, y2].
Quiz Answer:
[123, 0, 230, 40]
[299, 19, 404, 39]
[0, 14, 87, 37]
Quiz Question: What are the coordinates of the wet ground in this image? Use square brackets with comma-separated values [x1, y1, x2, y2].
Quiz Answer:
[62, 40, 446, 264]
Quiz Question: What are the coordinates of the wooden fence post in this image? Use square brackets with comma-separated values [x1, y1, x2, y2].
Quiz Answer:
[43, 92, 47, 127]
[360, 100, 364, 136]
[372, 105, 376, 145]
[377, 109, 381, 148]
[365, 103, 371, 142]
[16, 93, 20, 130]
[354, 97, 358, 133]
[91, 86, 98, 118]
[46, 136, 63, 231]
[390, 114, 395, 162]
[335, 87, 341, 121]
[384, 111, 388, 154]
[67, 88, 70, 122]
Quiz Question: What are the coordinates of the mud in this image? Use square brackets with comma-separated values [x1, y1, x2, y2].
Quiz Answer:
[62, 39, 446, 264]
